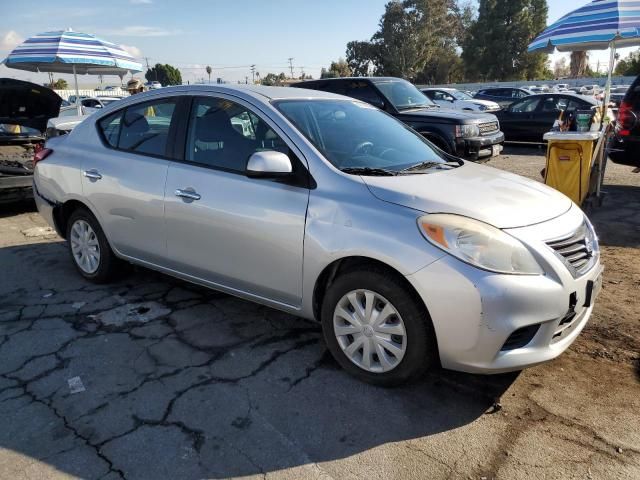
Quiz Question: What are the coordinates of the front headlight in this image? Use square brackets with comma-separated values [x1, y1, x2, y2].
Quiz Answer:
[456, 124, 480, 138]
[476, 104, 488, 111]
[418, 214, 544, 275]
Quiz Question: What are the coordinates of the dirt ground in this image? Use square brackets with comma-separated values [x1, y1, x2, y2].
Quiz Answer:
[0, 146, 638, 480]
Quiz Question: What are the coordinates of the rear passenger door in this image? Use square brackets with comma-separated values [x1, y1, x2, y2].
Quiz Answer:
[85, 96, 182, 264]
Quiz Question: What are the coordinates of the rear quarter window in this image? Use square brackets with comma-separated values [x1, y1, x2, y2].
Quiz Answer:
[98, 111, 122, 148]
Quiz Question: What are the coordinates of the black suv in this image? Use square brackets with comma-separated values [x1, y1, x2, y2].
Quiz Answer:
[474, 87, 533, 108]
[291, 77, 504, 161]
[609, 77, 640, 167]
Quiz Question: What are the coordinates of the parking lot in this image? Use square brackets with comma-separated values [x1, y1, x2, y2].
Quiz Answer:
[0, 146, 638, 480]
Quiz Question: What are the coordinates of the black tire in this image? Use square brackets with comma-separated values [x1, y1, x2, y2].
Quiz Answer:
[321, 267, 438, 386]
[66, 207, 121, 283]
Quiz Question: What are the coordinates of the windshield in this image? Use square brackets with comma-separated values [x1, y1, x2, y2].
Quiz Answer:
[450, 90, 472, 100]
[374, 80, 435, 111]
[274, 99, 450, 173]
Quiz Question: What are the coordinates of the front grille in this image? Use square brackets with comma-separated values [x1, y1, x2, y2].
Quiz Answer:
[546, 223, 597, 277]
[479, 121, 499, 135]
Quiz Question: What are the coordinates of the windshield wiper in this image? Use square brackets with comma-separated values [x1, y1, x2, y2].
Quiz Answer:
[341, 167, 398, 177]
[401, 160, 462, 173]
[397, 104, 436, 111]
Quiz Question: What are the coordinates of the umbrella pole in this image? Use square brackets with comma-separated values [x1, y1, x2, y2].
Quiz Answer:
[596, 43, 616, 199]
[73, 64, 81, 116]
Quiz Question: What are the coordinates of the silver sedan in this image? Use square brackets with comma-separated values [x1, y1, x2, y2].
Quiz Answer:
[33, 85, 603, 386]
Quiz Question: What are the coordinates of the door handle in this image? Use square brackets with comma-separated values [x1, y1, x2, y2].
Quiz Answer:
[174, 189, 201, 201]
[83, 169, 102, 180]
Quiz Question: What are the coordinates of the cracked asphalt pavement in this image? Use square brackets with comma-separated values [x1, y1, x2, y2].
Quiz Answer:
[1, 147, 639, 479]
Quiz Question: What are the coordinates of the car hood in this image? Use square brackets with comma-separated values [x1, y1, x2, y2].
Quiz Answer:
[469, 99, 500, 109]
[397, 107, 497, 124]
[362, 162, 572, 229]
[0, 78, 62, 133]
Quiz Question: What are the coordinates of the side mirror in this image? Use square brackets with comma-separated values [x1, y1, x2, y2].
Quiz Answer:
[246, 151, 293, 178]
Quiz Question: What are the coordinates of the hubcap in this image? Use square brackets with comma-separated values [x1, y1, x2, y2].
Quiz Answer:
[70, 220, 100, 274]
[333, 289, 407, 373]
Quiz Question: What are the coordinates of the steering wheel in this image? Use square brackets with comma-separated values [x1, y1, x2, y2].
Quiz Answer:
[352, 141, 374, 156]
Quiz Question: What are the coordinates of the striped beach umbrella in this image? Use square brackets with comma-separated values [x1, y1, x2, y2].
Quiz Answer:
[529, 0, 640, 122]
[528, 0, 640, 53]
[2, 29, 143, 113]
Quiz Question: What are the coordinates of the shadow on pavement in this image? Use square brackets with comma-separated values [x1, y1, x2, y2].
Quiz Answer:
[0, 241, 518, 479]
[587, 184, 640, 249]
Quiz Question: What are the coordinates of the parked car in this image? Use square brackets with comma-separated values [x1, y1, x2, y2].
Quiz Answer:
[495, 93, 598, 142]
[609, 77, 640, 167]
[293, 78, 504, 160]
[580, 85, 601, 96]
[45, 105, 100, 138]
[34, 85, 603, 385]
[421, 87, 501, 112]
[146, 81, 163, 89]
[609, 85, 631, 107]
[474, 87, 533, 108]
[0, 78, 62, 203]
[556, 83, 569, 91]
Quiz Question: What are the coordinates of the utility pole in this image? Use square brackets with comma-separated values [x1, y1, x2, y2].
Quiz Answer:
[245, 76, 249, 84]
[145, 57, 157, 81]
[596, 59, 600, 74]
[299, 67, 305, 79]
[288, 57, 294, 79]
[250, 64, 256, 84]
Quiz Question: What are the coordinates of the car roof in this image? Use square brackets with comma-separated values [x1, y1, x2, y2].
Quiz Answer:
[421, 87, 455, 91]
[519, 93, 598, 104]
[127, 84, 350, 102]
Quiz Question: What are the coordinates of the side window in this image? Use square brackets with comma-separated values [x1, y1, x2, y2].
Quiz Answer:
[118, 99, 177, 156]
[186, 97, 289, 172]
[511, 97, 541, 113]
[98, 111, 122, 148]
[423, 90, 436, 100]
[541, 97, 561, 112]
[345, 81, 384, 106]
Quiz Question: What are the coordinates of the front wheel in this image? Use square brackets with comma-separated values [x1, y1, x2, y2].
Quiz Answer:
[321, 268, 437, 386]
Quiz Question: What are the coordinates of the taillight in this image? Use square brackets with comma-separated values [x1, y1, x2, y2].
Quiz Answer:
[33, 147, 52, 166]
[616, 101, 636, 136]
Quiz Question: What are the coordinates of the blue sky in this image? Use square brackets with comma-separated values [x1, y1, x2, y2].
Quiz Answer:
[0, 0, 632, 86]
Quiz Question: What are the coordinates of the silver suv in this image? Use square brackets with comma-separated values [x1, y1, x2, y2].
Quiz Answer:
[33, 85, 603, 386]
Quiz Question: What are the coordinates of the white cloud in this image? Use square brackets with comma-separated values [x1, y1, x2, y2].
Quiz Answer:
[104, 26, 180, 37]
[120, 44, 142, 59]
[130, 0, 153, 4]
[0, 30, 24, 51]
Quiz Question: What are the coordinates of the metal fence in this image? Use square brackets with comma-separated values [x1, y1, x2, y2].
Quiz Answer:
[54, 89, 130, 100]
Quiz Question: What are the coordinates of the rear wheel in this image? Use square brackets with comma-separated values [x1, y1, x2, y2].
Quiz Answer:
[66, 208, 121, 283]
[321, 268, 437, 386]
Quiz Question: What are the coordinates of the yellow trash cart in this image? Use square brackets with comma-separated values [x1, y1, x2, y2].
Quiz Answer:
[542, 131, 602, 205]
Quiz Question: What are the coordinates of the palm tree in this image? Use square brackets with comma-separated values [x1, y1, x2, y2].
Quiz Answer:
[570, 51, 588, 78]
[206, 65, 212, 84]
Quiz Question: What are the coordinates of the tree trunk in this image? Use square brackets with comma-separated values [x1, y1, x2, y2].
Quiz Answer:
[570, 51, 588, 78]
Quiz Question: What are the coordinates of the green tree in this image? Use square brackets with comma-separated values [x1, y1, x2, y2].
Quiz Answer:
[614, 49, 640, 76]
[344, 1, 471, 83]
[321, 58, 352, 78]
[145, 63, 182, 86]
[51, 78, 68, 89]
[261, 72, 288, 86]
[346, 41, 378, 76]
[206, 65, 212, 83]
[462, 0, 548, 81]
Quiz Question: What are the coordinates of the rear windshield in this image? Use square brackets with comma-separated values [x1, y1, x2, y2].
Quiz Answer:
[274, 99, 447, 172]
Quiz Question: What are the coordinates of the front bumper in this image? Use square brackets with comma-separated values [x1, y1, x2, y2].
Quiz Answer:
[405, 206, 603, 374]
[456, 131, 505, 160]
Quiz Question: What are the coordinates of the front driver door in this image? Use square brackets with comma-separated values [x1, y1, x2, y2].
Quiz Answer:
[163, 95, 310, 307]
[500, 97, 542, 140]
